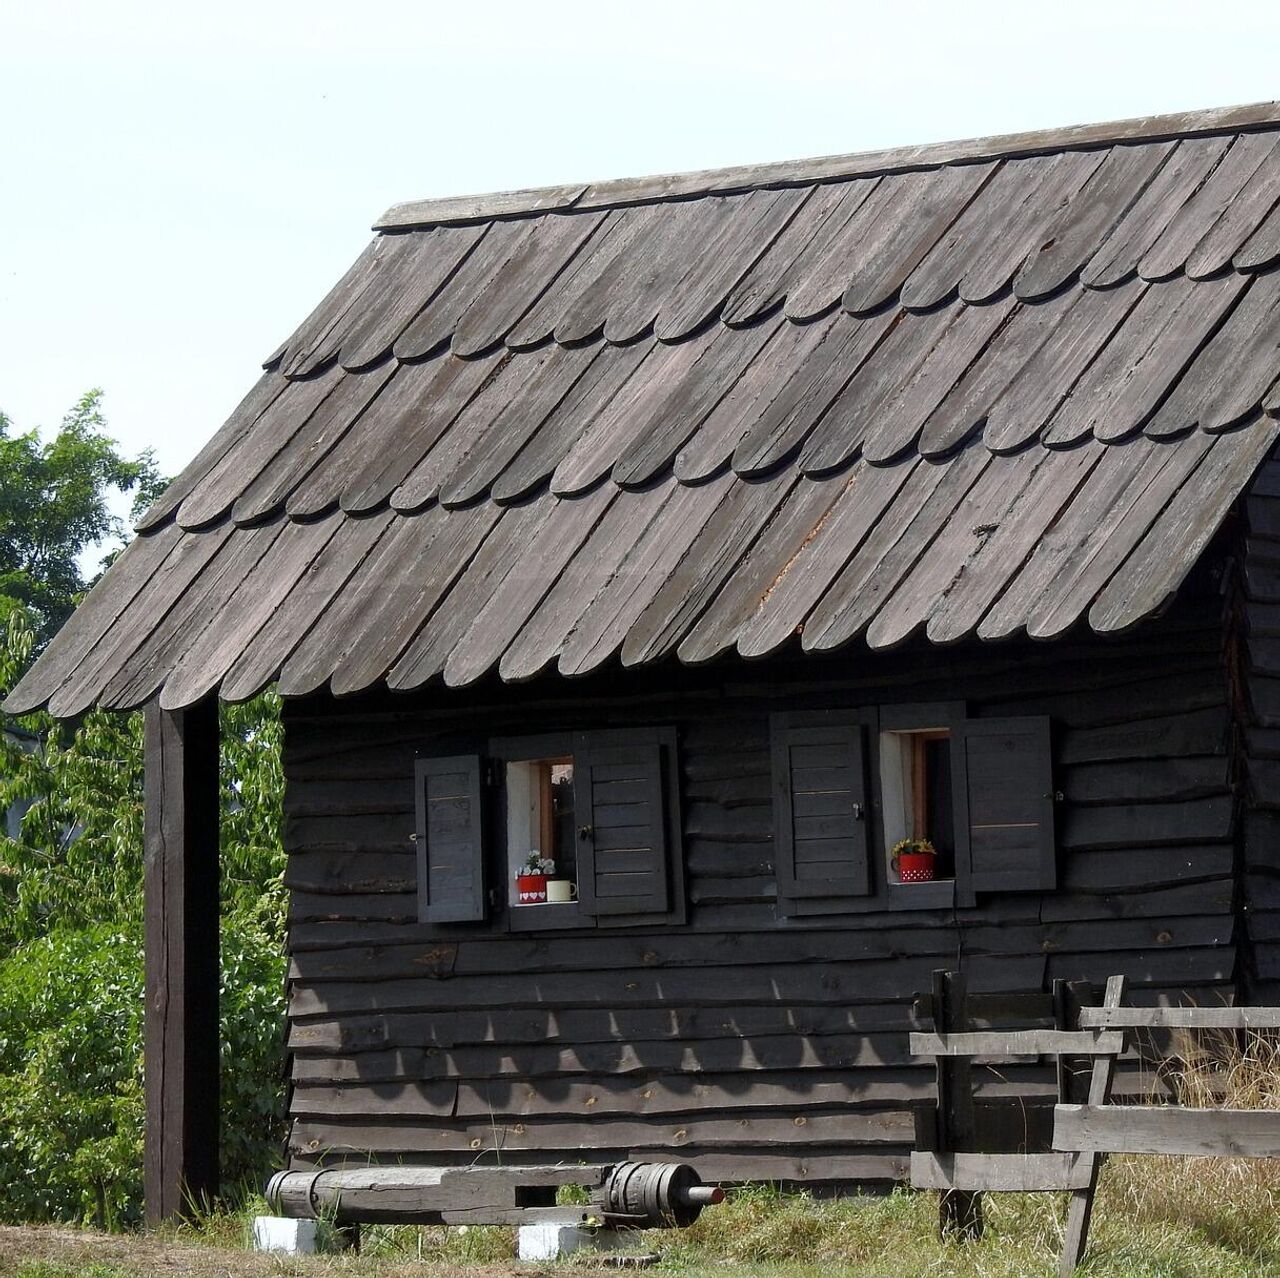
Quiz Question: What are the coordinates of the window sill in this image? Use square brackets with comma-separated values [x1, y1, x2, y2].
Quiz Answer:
[506, 902, 592, 932]
[885, 879, 956, 909]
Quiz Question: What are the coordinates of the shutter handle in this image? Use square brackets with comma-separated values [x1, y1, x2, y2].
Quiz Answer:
[852, 803, 864, 821]
[578, 825, 594, 841]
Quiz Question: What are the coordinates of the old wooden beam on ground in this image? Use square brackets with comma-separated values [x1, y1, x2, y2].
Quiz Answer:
[144, 699, 221, 1225]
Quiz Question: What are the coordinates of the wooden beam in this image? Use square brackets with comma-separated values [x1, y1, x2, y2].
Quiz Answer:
[144, 699, 221, 1225]
[1055, 1106, 1280, 1158]
[1079, 1006, 1280, 1029]
[911, 1152, 1092, 1193]
[911, 1030, 1126, 1058]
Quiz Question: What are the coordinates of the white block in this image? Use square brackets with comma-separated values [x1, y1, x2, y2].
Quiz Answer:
[253, 1216, 320, 1254]
[518, 1223, 597, 1261]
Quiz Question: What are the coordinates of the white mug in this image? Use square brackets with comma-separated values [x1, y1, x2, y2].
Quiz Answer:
[546, 879, 578, 904]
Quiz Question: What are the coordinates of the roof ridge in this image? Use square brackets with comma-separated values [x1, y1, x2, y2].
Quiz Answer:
[375, 99, 1280, 232]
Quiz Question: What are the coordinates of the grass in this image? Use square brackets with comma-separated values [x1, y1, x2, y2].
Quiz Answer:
[4, 1033, 1280, 1278]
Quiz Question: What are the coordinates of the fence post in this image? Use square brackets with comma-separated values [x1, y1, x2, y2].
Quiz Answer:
[934, 969, 983, 1240]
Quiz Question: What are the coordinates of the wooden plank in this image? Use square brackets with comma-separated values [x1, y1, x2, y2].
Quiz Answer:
[911, 1152, 1091, 1193]
[1235, 197, 1280, 272]
[442, 484, 616, 687]
[338, 352, 505, 516]
[1090, 419, 1280, 632]
[437, 343, 600, 508]
[451, 211, 607, 357]
[490, 338, 653, 503]
[556, 475, 734, 678]
[1080, 136, 1233, 288]
[842, 164, 997, 315]
[219, 510, 398, 703]
[984, 280, 1142, 454]
[1139, 133, 1280, 281]
[1145, 271, 1280, 437]
[158, 516, 341, 709]
[320, 502, 504, 698]
[620, 471, 800, 667]
[1043, 272, 1247, 446]
[672, 315, 830, 484]
[1014, 143, 1175, 300]
[101, 521, 287, 711]
[334, 225, 486, 369]
[731, 309, 898, 478]
[2, 521, 182, 715]
[177, 365, 347, 530]
[735, 456, 920, 659]
[229, 363, 398, 526]
[910, 1031, 1125, 1058]
[386, 499, 557, 691]
[143, 701, 220, 1224]
[1184, 135, 1280, 278]
[654, 187, 808, 341]
[1058, 973, 1125, 1278]
[1054, 1104, 1280, 1158]
[136, 372, 290, 533]
[1079, 1006, 1280, 1029]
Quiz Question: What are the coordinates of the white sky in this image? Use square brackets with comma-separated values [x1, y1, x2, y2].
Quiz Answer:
[3, 0, 1280, 483]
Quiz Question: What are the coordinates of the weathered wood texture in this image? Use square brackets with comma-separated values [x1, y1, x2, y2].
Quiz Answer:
[1054, 1104, 1280, 1158]
[144, 701, 221, 1223]
[1236, 452, 1280, 1002]
[279, 612, 1239, 1186]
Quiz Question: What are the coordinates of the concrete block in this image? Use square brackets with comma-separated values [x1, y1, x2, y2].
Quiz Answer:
[518, 1223, 599, 1261]
[253, 1216, 320, 1254]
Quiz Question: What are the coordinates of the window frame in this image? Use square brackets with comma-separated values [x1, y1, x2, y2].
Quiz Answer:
[773, 701, 1055, 915]
[414, 726, 686, 934]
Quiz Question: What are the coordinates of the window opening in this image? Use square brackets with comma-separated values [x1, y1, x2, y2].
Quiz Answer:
[880, 728, 955, 883]
[506, 757, 577, 905]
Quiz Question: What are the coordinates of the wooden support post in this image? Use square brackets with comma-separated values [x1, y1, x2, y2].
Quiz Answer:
[1059, 975, 1126, 1277]
[144, 699, 221, 1225]
[933, 970, 983, 1240]
[1053, 980, 1098, 1105]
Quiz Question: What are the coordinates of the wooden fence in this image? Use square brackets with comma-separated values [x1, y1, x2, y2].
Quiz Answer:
[911, 973, 1280, 1275]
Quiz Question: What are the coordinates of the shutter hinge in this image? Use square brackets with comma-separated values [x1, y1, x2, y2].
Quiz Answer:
[485, 760, 501, 788]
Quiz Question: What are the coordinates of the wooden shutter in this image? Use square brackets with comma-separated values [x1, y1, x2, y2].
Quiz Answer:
[574, 729, 671, 917]
[953, 716, 1056, 894]
[415, 754, 488, 923]
[772, 720, 872, 901]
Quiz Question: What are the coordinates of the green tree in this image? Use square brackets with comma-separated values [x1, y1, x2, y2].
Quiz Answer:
[0, 392, 164, 648]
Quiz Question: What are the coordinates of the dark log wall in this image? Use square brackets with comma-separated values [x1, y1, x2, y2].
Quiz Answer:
[281, 599, 1238, 1187]
[1239, 452, 1280, 1000]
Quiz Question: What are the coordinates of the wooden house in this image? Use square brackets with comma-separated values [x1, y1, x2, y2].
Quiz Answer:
[9, 100, 1280, 1222]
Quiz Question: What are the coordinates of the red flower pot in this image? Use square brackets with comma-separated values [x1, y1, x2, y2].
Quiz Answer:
[516, 873, 548, 904]
[893, 852, 936, 883]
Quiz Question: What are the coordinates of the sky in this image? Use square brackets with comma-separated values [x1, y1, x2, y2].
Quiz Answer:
[4, 0, 1280, 487]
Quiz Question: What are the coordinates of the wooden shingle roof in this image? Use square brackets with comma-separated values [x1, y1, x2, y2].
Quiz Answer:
[10, 101, 1280, 717]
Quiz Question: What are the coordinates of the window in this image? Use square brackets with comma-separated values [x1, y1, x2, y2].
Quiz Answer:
[415, 727, 685, 929]
[771, 706, 1056, 914]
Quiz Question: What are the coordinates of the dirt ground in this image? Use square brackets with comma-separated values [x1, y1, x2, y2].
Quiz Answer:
[0, 1225, 525, 1278]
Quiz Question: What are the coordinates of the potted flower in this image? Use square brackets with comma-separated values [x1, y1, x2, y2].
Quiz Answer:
[890, 838, 937, 883]
[516, 853, 556, 904]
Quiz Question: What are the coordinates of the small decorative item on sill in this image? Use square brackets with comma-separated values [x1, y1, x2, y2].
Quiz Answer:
[891, 838, 937, 883]
[516, 853, 556, 905]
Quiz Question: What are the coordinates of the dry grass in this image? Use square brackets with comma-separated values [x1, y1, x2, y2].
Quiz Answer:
[6, 1031, 1280, 1278]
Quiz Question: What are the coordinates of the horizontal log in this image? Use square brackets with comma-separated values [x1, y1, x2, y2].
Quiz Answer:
[285, 850, 417, 895]
[1059, 798, 1234, 851]
[910, 1151, 1091, 1192]
[1060, 845, 1233, 893]
[1040, 879, 1233, 923]
[1053, 1104, 1280, 1158]
[909, 1030, 1125, 1058]
[1058, 707, 1228, 765]
[290, 1109, 915, 1155]
[1061, 756, 1229, 805]
[1079, 1006, 1280, 1030]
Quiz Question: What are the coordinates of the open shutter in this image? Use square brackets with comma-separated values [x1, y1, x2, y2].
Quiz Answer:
[953, 716, 1056, 894]
[415, 754, 488, 923]
[772, 719, 871, 901]
[574, 729, 671, 917]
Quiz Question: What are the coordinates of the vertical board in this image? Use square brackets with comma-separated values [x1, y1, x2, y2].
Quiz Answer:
[772, 719, 872, 902]
[954, 716, 1056, 894]
[574, 729, 671, 916]
[416, 755, 487, 923]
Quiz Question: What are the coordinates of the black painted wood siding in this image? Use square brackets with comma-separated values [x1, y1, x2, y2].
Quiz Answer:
[281, 611, 1238, 1186]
